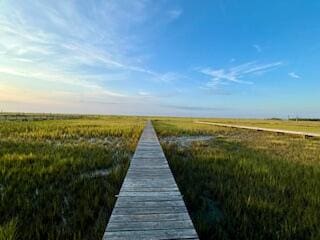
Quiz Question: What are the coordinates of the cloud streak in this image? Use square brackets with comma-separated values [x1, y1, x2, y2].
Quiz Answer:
[288, 72, 301, 79]
[253, 44, 262, 53]
[167, 9, 183, 20]
[161, 104, 226, 111]
[0, 0, 184, 109]
[0, 1, 160, 74]
[200, 61, 283, 89]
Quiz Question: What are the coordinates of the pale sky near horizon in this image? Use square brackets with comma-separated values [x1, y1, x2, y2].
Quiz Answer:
[0, 0, 319, 117]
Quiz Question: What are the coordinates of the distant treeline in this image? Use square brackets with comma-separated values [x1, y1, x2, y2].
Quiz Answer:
[0, 113, 93, 121]
[266, 118, 283, 120]
[266, 117, 320, 121]
[289, 118, 320, 121]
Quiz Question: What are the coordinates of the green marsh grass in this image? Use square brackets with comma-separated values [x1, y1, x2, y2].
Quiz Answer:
[0, 116, 145, 240]
[154, 119, 320, 240]
[0, 218, 17, 240]
[198, 118, 320, 134]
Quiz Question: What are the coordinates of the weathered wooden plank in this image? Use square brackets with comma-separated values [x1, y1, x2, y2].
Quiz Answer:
[135, 147, 162, 150]
[121, 184, 179, 190]
[122, 179, 177, 185]
[129, 162, 168, 165]
[120, 187, 179, 192]
[103, 228, 198, 240]
[115, 195, 184, 202]
[121, 185, 179, 191]
[127, 170, 171, 173]
[124, 175, 173, 179]
[125, 176, 174, 180]
[133, 154, 166, 159]
[122, 179, 175, 183]
[107, 219, 194, 231]
[119, 191, 181, 197]
[109, 213, 191, 222]
[112, 206, 188, 215]
[115, 200, 185, 208]
[123, 178, 176, 183]
[123, 178, 175, 182]
[126, 170, 171, 173]
[127, 171, 172, 175]
[126, 174, 173, 177]
[127, 166, 169, 169]
[127, 170, 172, 174]
[131, 160, 166, 163]
[103, 120, 198, 239]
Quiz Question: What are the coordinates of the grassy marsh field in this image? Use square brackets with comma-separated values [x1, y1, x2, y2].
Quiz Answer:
[1, 115, 320, 240]
[197, 118, 320, 134]
[0, 116, 145, 240]
[154, 118, 320, 240]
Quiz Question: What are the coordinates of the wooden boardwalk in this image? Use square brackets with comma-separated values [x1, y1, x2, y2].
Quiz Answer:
[196, 121, 320, 138]
[103, 121, 198, 240]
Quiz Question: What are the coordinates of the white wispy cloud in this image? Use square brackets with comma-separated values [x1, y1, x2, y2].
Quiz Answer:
[253, 44, 262, 53]
[157, 72, 185, 82]
[167, 9, 183, 20]
[138, 91, 151, 97]
[0, 66, 126, 97]
[0, 1, 159, 75]
[200, 61, 283, 89]
[288, 72, 301, 79]
[0, 0, 183, 110]
[160, 104, 226, 111]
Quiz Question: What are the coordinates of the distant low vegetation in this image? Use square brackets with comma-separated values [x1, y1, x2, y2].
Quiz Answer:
[154, 118, 320, 240]
[289, 118, 320, 121]
[0, 112, 91, 121]
[266, 117, 283, 120]
[0, 116, 145, 240]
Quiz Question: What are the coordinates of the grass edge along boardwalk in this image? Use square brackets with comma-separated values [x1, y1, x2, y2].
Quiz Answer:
[196, 121, 320, 138]
[103, 120, 198, 239]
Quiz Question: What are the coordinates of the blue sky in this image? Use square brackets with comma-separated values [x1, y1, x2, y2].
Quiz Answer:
[0, 0, 319, 117]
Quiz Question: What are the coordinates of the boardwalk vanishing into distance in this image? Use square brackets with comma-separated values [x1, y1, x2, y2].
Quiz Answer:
[103, 121, 198, 240]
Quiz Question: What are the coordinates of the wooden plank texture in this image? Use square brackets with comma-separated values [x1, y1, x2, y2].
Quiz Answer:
[103, 120, 198, 239]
